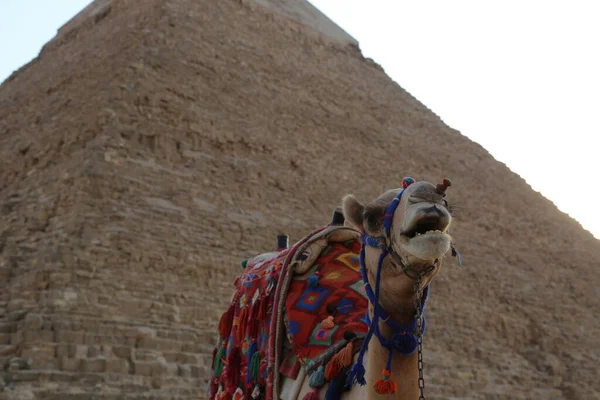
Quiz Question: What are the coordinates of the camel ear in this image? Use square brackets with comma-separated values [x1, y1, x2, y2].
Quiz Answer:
[342, 195, 364, 232]
[362, 201, 386, 237]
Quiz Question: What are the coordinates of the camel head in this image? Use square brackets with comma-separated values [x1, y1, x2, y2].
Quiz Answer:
[342, 178, 453, 322]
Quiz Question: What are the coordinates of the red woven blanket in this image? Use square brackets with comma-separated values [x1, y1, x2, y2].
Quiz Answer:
[208, 227, 367, 400]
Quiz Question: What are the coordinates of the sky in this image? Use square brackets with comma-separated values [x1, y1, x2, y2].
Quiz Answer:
[0, 1, 599, 239]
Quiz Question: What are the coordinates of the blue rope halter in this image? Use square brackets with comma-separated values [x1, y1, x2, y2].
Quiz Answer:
[346, 177, 430, 388]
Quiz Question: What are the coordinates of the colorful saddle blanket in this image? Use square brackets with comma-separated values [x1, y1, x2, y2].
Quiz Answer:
[208, 226, 368, 400]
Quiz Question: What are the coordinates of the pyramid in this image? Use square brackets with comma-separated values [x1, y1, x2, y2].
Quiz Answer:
[1, 0, 599, 398]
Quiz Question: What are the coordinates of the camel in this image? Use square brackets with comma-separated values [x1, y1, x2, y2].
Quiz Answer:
[209, 178, 457, 400]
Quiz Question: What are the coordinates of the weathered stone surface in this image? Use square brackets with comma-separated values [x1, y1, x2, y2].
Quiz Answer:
[0, 0, 599, 399]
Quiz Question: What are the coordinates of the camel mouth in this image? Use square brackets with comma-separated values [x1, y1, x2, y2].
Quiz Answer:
[403, 216, 448, 239]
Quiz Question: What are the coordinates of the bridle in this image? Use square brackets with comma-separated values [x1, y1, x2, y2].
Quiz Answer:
[347, 177, 459, 398]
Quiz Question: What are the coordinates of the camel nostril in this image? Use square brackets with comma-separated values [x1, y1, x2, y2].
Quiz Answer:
[423, 206, 444, 216]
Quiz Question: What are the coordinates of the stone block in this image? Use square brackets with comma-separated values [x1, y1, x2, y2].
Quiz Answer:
[55, 330, 85, 345]
[81, 358, 106, 373]
[137, 337, 182, 352]
[56, 344, 69, 358]
[112, 345, 132, 359]
[176, 352, 199, 364]
[58, 357, 81, 372]
[68, 344, 88, 359]
[178, 364, 192, 378]
[20, 313, 43, 330]
[133, 361, 154, 377]
[105, 358, 130, 374]
[134, 349, 158, 362]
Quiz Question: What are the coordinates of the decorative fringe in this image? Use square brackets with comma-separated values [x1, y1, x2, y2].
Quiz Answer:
[240, 259, 248, 270]
[218, 303, 235, 339]
[249, 351, 260, 382]
[346, 362, 366, 386]
[225, 347, 241, 387]
[250, 384, 262, 400]
[246, 342, 257, 383]
[331, 341, 353, 369]
[237, 304, 249, 341]
[308, 274, 319, 288]
[212, 346, 225, 377]
[324, 359, 341, 381]
[321, 316, 335, 329]
[257, 294, 269, 322]
[309, 365, 325, 388]
[302, 388, 320, 400]
[247, 295, 262, 340]
[326, 367, 349, 400]
[208, 378, 219, 398]
[373, 369, 397, 395]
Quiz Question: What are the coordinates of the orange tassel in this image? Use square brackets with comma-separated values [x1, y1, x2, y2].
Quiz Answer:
[321, 315, 335, 329]
[374, 369, 397, 394]
[324, 359, 341, 381]
[237, 304, 249, 341]
[332, 341, 353, 369]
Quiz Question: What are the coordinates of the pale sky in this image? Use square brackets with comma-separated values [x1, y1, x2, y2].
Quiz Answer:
[1, 1, 599, 239]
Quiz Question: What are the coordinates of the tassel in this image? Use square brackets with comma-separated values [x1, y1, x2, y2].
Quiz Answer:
[237, 304, 249, 341]
[326, 367, 349, 400]
[219, 303, 236, 339]
[332, 341, 353, 369]
[302, 388, 320, 400]
[324, 359, 341, 381]
[257, 294, 269, 321]
[225, 347, 241, 388]
[246, 342, 257, 383]
[248, 295, 264, 340]
[249, 351, 260, 382]
[308, 274, 319, 288]
[309, 365, 325, 388]
[250, 384, 262, 399]
[213, 346, 225, 377]
[373, 369, 397, 395]
[222, 389, 232, 400]
[321, 316, 335, 329]
[208, 378, 219, 398]
[346, 362, 366, 386]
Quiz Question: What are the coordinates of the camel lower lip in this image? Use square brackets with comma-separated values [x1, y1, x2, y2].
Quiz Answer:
[406, 232, 448, 241]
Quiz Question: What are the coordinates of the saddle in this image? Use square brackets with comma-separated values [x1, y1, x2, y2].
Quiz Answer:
[208, 221, 369, 400]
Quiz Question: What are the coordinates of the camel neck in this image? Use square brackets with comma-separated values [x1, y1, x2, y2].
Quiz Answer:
[363, 318, 421, 400]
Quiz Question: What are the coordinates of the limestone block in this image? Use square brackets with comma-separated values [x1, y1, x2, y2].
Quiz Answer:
[81, 357, 106, 373]
[55, 330, 86, 345]
[58, 357, 81, 372]
[133, 361, 154, 377]
[112, 345, 132, 359]
[68, 344, 89, 359]
[20, 313, 43, 330]
[105, 358, 130, 374]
